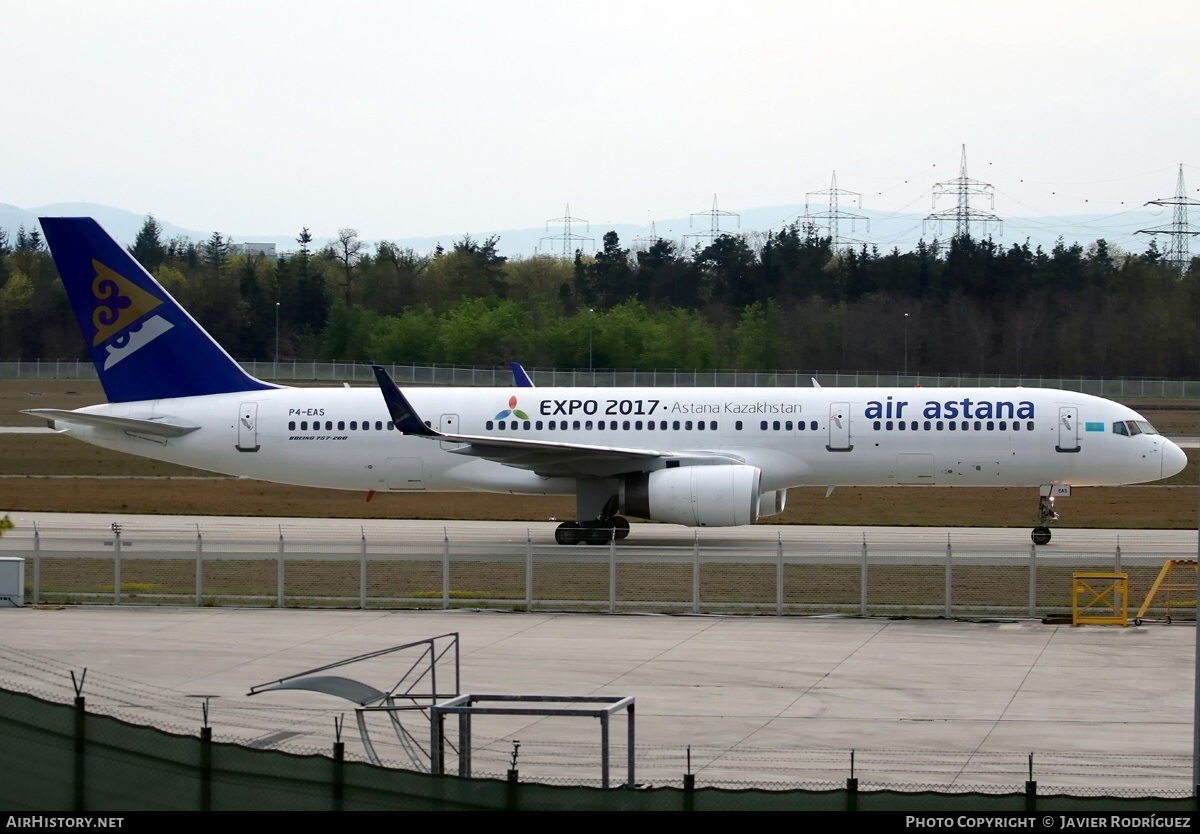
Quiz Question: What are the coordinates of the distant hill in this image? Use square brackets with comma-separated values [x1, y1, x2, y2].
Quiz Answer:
[0, 201, 1171, 259]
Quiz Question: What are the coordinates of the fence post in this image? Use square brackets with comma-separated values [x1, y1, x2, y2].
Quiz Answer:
[608, 529, 617, 614]
[860, 534, 868, 617]
[195, 528, 203, 607]
[32, 527, 40, 604]
[846, 749, 858, 812]
[277, 529, 285, 609]
[692, 532, 700, 614]
[332, 737, 345, 812]
[944, 535, 953, 618]
[525, 530, 533, 612]
[1025, 753, 1037, 813]
[199, 723, 213, 811]
[776, 533, 784, 616]
[113, 528, 121, 605]
[360, 528, 367, 610]
[442, 529, 450, 610]
[73, 687, 86, 811]
[1028, 542, 1037, 618]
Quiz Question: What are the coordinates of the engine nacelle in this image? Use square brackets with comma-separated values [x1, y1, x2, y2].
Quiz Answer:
[758, 488, 787, 518]
[620, 465, 761, 527]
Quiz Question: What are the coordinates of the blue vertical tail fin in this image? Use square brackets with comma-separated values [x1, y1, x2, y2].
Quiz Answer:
[40, 217, 276, 403]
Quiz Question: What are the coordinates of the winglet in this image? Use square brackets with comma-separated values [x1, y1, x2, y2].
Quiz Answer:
[510, 361, 535, 388]
[372, 366, 438, 437]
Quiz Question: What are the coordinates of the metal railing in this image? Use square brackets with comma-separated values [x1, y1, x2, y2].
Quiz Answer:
[3, 526, 1189, 619]
[3, 358, 1200, 397]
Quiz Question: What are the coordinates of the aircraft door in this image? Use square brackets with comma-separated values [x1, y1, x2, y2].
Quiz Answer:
[236, 402, 260, 453]
[1056, 406, 1080, 453]
[826, 402, 853, 452]
[439, 414, 462, 450]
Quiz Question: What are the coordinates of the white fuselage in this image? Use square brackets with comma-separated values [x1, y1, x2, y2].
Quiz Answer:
[57, 386, 1183, 496]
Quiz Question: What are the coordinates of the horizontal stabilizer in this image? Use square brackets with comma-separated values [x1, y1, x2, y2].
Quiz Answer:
[23, 409, 200, 438]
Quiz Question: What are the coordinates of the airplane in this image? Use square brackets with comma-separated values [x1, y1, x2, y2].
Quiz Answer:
[27, 217, 1188, 546]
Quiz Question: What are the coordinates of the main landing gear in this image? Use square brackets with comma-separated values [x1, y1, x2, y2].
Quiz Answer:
[554, 516, 630, 546]
[1031, 491, 1061, 546]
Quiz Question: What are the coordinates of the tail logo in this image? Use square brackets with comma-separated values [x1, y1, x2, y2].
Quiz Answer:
[90, 259, 175, 369]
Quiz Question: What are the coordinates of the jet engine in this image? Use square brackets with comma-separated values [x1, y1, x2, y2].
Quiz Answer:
[758, 488, 787, 518]
[620, 465, 761, 527]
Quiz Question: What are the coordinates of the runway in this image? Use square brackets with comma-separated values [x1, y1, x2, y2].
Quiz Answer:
[0, 513, 1196, 794]
[3, 510, 1198, 555]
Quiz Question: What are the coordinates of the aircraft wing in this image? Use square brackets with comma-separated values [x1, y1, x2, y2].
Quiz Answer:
[372, 366, 741, 477]
[23, 408, 201, 438]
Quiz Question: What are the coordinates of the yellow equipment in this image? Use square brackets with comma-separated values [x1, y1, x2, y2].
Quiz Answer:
[1072, 573, 1129, 627]
[1134, 560, 1197, 624]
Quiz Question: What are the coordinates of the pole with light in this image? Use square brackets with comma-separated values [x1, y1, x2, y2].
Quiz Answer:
[903, 312, 909, 377]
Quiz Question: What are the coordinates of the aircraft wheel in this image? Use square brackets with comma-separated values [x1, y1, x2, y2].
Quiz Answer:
[555, 522, 580, 546]
[612, 516, 630, 540]
[583, 526, 611, 545]
[1031, 526, 1052, 546]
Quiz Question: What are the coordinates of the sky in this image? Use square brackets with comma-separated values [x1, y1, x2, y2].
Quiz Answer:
[4, 0, 1199, 249]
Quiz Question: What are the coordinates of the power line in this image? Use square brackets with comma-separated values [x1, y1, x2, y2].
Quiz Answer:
[685, 194, 740, 248]
[803, 170, 870, 249]
[540, 204, 593, 260]
[923, 144, 1003, 240]
[1136, 165, 1200, 272]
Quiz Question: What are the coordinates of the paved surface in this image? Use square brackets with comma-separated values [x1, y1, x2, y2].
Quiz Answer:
[3, 510, 1197, 555]
[0, 599, 1194, 792]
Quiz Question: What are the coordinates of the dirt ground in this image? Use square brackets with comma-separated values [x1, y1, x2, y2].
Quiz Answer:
[2, 379, 1196, 528]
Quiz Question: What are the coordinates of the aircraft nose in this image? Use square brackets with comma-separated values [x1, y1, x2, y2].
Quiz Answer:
[1162, 440, 1188, 480]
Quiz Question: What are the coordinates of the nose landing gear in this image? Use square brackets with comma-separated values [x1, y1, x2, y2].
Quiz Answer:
[1031, 489, 1062, 545]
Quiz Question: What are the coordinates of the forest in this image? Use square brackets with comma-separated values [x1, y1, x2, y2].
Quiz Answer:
[1, 216, 1197, 379]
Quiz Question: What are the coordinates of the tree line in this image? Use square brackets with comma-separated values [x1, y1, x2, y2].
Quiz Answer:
[1, 215, 1197, 379]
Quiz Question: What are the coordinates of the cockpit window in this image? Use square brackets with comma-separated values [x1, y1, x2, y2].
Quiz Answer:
[1114, 419, 1160, 437]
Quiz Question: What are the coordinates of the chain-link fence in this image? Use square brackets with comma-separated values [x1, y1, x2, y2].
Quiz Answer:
[0, 680, 1192, 810]
[3, 358, 1199, 397]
